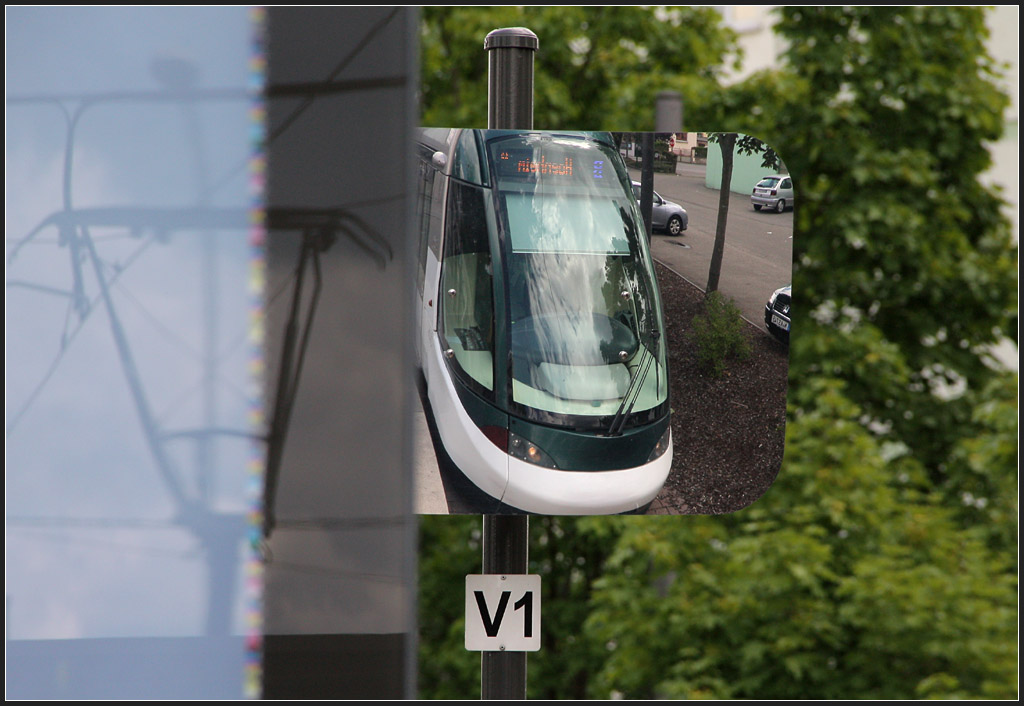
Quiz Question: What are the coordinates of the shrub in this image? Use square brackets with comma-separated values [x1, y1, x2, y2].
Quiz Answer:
[689, 291, 751, 376]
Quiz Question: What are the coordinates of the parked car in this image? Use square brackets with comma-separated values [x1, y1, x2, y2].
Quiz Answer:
[764, 285, 791, 343]
[751, 174, 794, 213]
[631, 181, 688, 235]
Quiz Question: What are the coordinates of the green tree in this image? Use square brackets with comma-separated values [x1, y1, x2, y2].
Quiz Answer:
[754, 6, 1015, 481]
[417, 6, 1017, 700]
[707, 131, 736, 294]
[584, 380, 1016, 699]
[420, 6, 738, 130]
[417, 515, 481, 699]
[705, 133, 778, 293]
[582, 6, 1018, 698]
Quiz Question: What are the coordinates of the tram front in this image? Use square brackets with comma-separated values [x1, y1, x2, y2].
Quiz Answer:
[434, 130, 672, 515]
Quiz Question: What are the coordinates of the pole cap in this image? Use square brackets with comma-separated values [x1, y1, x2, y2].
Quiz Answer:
[484, 27, 538, 51]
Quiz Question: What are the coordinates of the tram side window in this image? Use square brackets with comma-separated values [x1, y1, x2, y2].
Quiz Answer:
[440, 181, 494, 394]
[452, 129, 485, 186]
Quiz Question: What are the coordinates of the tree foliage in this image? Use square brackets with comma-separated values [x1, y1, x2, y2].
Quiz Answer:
[420, 6, 739, 130]
[417, 6, 1017, 700]
[584, 380, 1016, 699]
[764, 7, 1016, 483]
[417, 515, 480, 699]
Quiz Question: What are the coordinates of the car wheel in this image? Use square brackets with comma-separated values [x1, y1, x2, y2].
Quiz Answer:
[753, 204, 762, 211]
[775, 199, 786, 213]
[667, 215, 683, 236]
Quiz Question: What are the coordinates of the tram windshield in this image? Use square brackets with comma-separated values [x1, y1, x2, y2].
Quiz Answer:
[486, 133, 668, 429]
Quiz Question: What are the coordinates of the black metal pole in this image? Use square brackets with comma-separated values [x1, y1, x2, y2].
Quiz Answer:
[640, 132, 655, 243]
[481, 515, 529, 699]
[481, 26, 536, 702]
[485, 27, 537, 131]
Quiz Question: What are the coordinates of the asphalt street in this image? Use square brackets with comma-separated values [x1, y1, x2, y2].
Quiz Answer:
[632, 163, 794, 328]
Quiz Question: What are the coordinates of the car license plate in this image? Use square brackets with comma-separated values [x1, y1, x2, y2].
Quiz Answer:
[771, 314, 790, 331]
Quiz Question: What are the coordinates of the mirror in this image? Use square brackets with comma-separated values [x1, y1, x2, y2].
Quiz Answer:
[414, 129, 793, 516]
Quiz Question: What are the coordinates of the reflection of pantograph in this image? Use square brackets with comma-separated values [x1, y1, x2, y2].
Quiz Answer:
[259, 7, 407, 542]
[8, 8, 407, 640]
[261, 207, 393, 541]
[7, 93, 395, 640]
[7, 68, 261, 638]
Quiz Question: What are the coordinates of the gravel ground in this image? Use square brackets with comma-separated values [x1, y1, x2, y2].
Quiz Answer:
[648, 262, 789, 515]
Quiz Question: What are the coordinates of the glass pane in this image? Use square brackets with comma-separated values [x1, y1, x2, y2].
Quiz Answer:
[259, 7, 416, 699]
[6, 6, 259, 698]
[453, 128, 485, 186]
[440, 181, 495, 392]
[504, 192, 630, 254]
[488, 133, 667, 422]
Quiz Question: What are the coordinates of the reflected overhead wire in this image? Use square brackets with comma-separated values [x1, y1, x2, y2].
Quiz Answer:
[266, 7, 400, 144]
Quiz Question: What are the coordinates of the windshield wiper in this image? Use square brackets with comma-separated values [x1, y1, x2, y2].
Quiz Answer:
[607, 327, 659, 436]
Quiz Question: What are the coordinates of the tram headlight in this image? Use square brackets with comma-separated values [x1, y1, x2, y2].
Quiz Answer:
[508, 432, 557, 469]
[647, 427, 671, 463]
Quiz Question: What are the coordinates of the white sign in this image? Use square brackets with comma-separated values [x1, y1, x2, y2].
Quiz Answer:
[465, 574, 541, 652]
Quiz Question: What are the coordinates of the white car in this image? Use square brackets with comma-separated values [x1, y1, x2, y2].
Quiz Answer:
[751, 175, 794, 213]
[631, 181, 688, 235]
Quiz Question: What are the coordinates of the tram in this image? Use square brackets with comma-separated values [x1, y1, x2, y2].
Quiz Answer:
[414, 128, 672, 514]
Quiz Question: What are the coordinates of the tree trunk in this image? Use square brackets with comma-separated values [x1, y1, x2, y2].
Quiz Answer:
[706, 132, 735, 294]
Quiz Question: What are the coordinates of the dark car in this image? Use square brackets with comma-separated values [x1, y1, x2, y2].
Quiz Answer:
[764, 285, 791, 343]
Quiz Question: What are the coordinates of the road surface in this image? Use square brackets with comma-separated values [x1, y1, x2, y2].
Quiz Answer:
[634, 163, 793, 328]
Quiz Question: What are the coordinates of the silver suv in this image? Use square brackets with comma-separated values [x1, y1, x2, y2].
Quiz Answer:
[751, 175, 793, 213]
